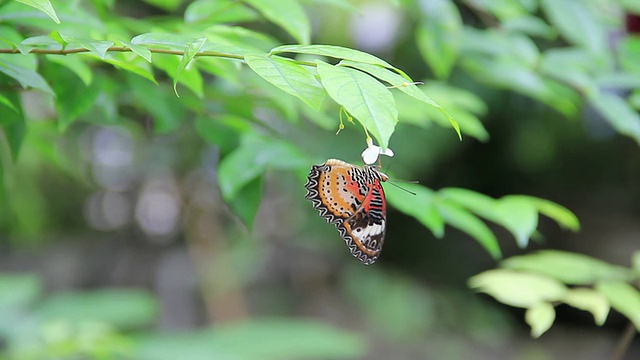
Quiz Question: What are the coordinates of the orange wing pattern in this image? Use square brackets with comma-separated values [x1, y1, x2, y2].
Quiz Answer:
[305, 159, 388, 265]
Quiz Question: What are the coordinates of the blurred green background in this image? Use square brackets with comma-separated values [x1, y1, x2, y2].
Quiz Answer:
[1, 0, 640, 359]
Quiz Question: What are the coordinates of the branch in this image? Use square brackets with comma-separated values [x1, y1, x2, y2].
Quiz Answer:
[0, 46, 246, 60]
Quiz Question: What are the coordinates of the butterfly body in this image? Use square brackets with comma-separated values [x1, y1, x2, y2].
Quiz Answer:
[305, 159, 388, 265]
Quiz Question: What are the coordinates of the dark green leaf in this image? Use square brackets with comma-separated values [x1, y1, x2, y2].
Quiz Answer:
[227, 176, 263, 228]
[436, 199, 501, 259]
[127, 74, 185, 133]
[218, 134, 308, 201]
[0, 90, 26, 161]
[45, 54, 93, 85]
[384, 183, 444, 238]
[316, 61, 397, 149]
[501, 250, 635, 285]
[195, 115, 250, 153]
[45, 62, 100, 130]
[245, 53, 325, 109]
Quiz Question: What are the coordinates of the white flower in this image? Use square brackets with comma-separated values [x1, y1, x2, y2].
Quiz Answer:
[361, 137, 394, 165]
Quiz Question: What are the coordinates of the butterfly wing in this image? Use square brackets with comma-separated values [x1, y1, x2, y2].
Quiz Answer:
[305, 159, 387, 265]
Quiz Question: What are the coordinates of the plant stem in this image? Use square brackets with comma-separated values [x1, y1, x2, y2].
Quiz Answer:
[611, 321, 637, 360]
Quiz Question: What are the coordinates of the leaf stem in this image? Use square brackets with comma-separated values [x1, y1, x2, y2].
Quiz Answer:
[610, 321, 636, 360]
[0, 46, 246, 60]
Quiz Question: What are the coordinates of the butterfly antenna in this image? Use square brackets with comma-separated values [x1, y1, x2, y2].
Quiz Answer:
[387, 181, 417, 195]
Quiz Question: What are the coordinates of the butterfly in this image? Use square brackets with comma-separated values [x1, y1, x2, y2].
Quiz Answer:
[304, 159, 388, 265]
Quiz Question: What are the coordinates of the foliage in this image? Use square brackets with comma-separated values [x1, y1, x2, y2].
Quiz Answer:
[0, 0, 639, 357]
[470, 249, 640, 337]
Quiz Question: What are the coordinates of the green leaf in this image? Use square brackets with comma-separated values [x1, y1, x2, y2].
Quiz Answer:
[436, 199, 501, 259]
[0, 273, 42, 310]
[15, 0, 60, 24]
[227, 176, 263, 228]
[141, 0, 183, 11]
[243, 0, 310, 44]
[122, 41, 152, 63]
[245, 53, 325, 109]
[525, 302, 555, 338]
[0, 91, 25, 161]
[341, 60, 461, 140]
[185, 0, 258, 24]
[0, 93, 18, 113]
[195, 115, 249, 153]
[45, 62, 100, 130]
[415, 0, 462, 79]
[46, 54, 93, 85]
[272, 44, 397, 70]
[131, 33, 197, 50]
[502, 15, 557, 39]
[540, 0, 605, 52]
[384, 183, 444, 238]
[57, 32, 114, 59]
[588, 93, 640, 145]
[469, 269, 568, 308]
[562, 288, 609, 326]
[494, 196, 538, 248]
[596, 281, 640, 331]
[174, 37, 206, 97]
[35, 289, 158, 330]
[441, 188, 538, 247]
[100, 55, 156, 84]
[515, 196, 580, 231]
[127, 74, 184, 133]
[315, 61, 397, 149]
[0, 60, 54, 95]
[501, 250, 635, 285]
[218, 134, 308, 201]
[153, 54, 203, 98]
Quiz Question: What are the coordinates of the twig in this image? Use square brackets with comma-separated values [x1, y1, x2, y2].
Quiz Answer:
[610, 321, 637, 360]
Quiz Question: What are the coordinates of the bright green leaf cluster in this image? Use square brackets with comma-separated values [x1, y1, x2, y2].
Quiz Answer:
[470, 250, 640, 337]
